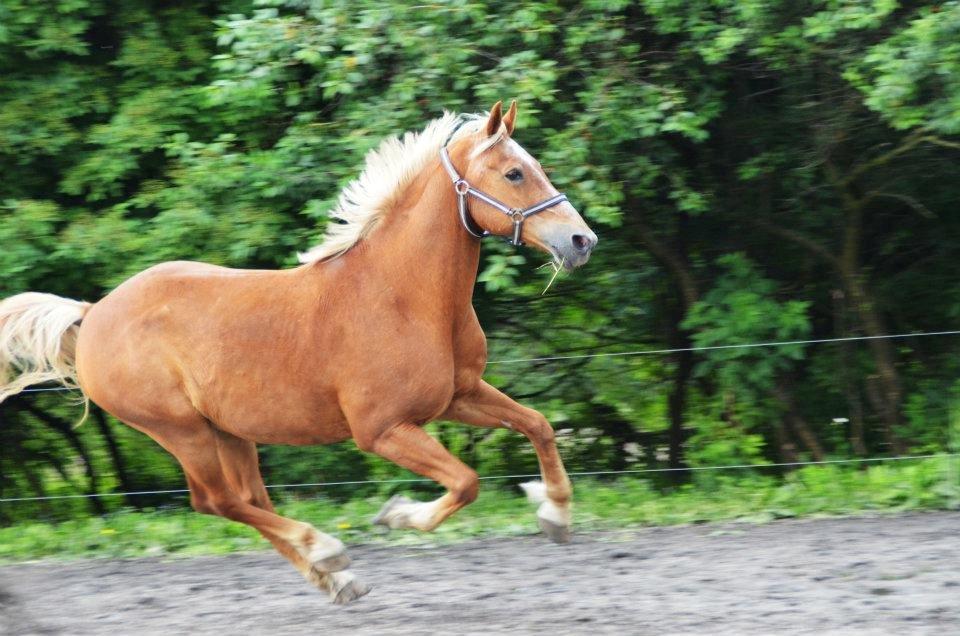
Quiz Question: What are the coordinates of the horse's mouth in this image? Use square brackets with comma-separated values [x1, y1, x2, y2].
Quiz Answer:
[547, 245, 591, 271]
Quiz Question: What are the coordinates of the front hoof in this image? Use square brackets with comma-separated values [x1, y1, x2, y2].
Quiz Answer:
[328, 571, 371, 605]
[307, 538, 350, 574]
[312, 551, 351, 574]
[538, 516, 571, 544]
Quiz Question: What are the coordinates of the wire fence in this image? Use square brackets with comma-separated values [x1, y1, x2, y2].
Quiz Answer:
[486, 330, 960, 365]
[4, 329, 959, 505]
[2, 453, 957, 504]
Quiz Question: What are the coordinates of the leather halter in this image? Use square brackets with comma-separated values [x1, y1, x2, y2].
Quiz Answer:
[439, 145, 568, 246]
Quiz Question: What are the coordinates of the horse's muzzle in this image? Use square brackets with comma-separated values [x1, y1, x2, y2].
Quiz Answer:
[545, 226, 597, 270]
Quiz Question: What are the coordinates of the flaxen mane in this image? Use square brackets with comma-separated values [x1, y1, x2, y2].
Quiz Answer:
[297, 112, 491, 264]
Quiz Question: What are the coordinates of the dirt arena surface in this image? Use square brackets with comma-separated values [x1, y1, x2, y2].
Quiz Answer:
[1, 511, 958, 635]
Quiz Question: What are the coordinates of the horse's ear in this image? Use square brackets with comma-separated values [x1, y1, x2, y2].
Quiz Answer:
[503, 100, 517, 136]
[485, 100, 503, 137]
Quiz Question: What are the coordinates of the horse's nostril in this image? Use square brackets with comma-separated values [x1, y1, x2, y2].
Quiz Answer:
[572, 234, 591, 252]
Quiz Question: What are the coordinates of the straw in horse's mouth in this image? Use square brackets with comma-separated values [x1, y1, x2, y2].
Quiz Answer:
[538, 255, 565, 295]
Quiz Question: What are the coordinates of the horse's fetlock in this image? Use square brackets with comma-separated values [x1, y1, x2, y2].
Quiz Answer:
[297, 525, 319, 549]
[549, 480, 573, 506]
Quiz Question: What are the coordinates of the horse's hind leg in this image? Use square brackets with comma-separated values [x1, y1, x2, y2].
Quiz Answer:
[139, 418, 368, 603]
[359, 422, 479, 531]
[211, 430, 369, 603]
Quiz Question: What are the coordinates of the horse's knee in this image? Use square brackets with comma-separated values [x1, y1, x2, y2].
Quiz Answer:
[518, 413, 555, 446]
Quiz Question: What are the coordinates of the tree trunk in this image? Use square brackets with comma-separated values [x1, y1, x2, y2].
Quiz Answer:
[773, 379, 825, 461]
[775, 418, 800, 464]
[18, 400, 107, 515]
[21, 461, 57, 519]
[591, 401, 652, 471]
[93, 407, 141, 509]
[667, 325, 694, 471]
[864, 377, 906, 453]
[630, 209, 699, 475]
[831, 159, 906, 454]
[832, 289, 867, 455]
[753, 217, 906, 453]
[840, 273, 905, 453]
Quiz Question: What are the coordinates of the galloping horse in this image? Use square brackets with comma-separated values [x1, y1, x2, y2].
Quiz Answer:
[0, 102, 597, 603]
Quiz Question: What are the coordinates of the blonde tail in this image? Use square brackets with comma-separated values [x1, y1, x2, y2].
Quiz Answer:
[0, 292, 91, 407]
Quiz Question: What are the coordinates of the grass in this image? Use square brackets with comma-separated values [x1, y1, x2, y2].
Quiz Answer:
[1, 457, 958, 562]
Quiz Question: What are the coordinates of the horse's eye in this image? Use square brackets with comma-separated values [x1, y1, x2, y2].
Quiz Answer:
[505, 168, 523, 183]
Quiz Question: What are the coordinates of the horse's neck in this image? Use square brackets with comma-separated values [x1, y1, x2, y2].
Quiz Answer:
[352, 162, 481, 319]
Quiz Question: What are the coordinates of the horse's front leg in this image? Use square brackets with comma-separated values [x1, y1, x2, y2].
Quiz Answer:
[442, 380, 572, 543]
[357, 422, 480, 532]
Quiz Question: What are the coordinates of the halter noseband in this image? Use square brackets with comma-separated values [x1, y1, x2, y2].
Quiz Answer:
[439, 145, 568, 246]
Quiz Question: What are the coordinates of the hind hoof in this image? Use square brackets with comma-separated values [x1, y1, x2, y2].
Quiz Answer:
[328, 571, 371, 605]
[536, 499, 571, 544]
[538, 516, 571, 544]
[372, 494, 414, 528]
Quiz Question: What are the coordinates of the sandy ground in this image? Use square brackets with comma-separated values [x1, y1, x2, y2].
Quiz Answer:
[0, 511, 958, 635]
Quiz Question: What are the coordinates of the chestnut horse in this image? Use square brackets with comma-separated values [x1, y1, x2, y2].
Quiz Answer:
[0, 101, 597, 603]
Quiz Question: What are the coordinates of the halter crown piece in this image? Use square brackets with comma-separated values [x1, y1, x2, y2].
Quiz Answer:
[439, 145, 569, 246]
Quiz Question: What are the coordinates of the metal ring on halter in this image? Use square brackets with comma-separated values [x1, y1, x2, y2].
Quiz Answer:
[455, 180, 471, 195]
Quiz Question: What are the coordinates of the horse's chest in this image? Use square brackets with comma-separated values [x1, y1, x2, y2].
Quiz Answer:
[451, 328, 486, 395]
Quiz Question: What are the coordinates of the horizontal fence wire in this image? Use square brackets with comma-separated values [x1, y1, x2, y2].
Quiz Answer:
[1, 453, 957, 504]
[15, 329, 960, 395]
[486, 330, 960, 365]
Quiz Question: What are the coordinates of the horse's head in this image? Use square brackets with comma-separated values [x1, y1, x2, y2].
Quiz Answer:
[448, 101, 597, 270]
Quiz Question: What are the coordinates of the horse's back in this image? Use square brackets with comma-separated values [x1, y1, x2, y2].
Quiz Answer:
[80, 259, 268, 351]
[75, 260, 306, 429]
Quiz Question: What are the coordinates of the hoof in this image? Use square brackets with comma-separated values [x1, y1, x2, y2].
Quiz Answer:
[312, 551, 351, 574]
[538, 516, 572, 544]
[372, 494, 414, 528]
[536, 499, 571, 544]
[327, 571, 371, 605]
[307, 538, 350, 574]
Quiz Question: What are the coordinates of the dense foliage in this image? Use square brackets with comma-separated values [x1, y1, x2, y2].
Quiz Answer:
[2, 0, 960, 523]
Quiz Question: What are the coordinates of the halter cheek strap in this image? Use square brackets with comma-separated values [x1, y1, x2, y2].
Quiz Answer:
[439, 146, 568, 246]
